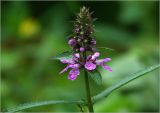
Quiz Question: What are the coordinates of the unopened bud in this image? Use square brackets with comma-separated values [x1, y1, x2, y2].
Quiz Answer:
[68, 39, 76, 46]
[80, 31, 84, 35]
[75, 28, 80, 33]
[77, 38, 81, 42]
[91, 47, 96, 52]
[91, 39, 96, 45]
[80, 47, 85, 52]
[84, 39, 88, 43]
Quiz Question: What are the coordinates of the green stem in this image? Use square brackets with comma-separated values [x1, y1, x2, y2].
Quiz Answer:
[84, 70, 94, 112]
[83, 51, 94, 112]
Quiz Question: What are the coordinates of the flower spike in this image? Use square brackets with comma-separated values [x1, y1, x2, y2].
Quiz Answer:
[59, 7, 112, 80]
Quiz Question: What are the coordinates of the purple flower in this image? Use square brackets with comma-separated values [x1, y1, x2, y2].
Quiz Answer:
[58, 7, 112, 81]
[85, 52, 112, 72]
[85, 61, 96, 70]
[60, 53, 81, 80]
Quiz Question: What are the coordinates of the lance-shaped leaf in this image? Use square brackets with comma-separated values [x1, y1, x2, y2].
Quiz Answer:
[92, 64, 160, 102]
[51, 50, 73, 60]
[87, 69, 102, 85]
[7, 100, 84, 112]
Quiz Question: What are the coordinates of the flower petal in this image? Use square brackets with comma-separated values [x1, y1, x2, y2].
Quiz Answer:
[85, 61, 96, 70]
[68, 69, 80, 80]
[74, 53, 80, 59]
[95, 58, 111, 65]
[103, 58, 112, 62]
[60, 59, 75, 64]
[87, 55, 92, 61]
[91, 52, 100, 60]
[95, 59, 104, 65]
[69, 63, 80, 69]
[102, 65, 112, 72]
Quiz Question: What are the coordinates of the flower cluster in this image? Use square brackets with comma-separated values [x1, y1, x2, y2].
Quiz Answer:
[60, 52, 112, 80]
[59, 7, 112, 80]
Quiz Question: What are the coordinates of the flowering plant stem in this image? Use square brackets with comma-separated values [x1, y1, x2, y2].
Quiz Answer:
[84, 70, 94, 112]
[83, 51, 94, 112]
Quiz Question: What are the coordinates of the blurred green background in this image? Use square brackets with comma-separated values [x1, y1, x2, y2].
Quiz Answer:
[1, 1, 159, 112]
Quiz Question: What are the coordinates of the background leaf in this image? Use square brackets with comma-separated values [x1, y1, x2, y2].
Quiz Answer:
[87, 70, 102, 85]
[97, 47, 114, 51]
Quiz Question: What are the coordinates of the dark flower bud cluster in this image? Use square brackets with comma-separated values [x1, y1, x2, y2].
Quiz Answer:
[60, 7, 112, 80]
[68, 7, 97, 53]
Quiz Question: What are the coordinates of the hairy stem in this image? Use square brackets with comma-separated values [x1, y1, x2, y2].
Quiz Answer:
[83, 51, 94, 112]
[84, 70, 94, 112]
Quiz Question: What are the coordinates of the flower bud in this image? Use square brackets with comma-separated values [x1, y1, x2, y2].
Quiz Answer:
[91, 47, 96, 52]
[80, 31, 84, 35]
[68, 39, 76, 46]
[80, 47, 85, 52]
[91, 39, 96, 45]
[84, 39, 88, 43]
[81, 36, 85, 40]
[75, 28, 80, 33]
[77, 38, 81, 42]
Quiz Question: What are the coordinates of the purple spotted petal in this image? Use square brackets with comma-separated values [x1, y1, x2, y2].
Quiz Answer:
[68, 69, 80, 80]
[69, 63, 80, 69]
[87, 55, 92, 61]
[74, 53, 80, 59]
[102, 65, 112, 72]
[85, 61, 96, 70]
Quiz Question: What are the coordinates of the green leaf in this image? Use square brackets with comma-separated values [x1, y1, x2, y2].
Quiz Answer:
[7, 100, 84, 112]
[87, 69, 102, 85]
[51, 51, 73, 60]
[97, 47, 114, 51]
[92, 64, 160, 102]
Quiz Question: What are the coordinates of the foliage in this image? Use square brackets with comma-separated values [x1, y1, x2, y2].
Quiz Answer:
[8, 64, 160, 112]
